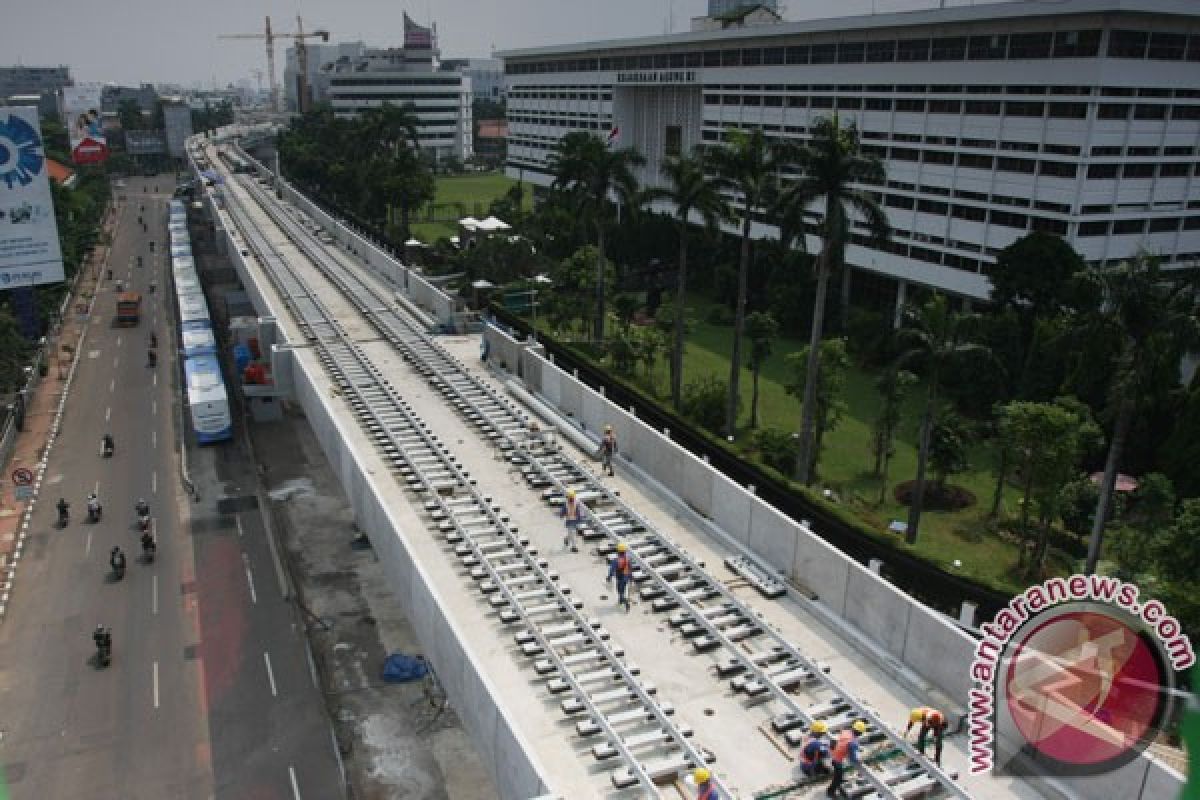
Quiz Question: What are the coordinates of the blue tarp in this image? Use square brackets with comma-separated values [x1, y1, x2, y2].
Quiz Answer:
[382, 653, 429, 683]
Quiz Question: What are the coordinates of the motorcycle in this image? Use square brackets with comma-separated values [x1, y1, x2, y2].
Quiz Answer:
[57, 501, 69, 528]
[147, 349, 157, 368]
[102, 436, 114, 458]
[87, 499, 102, 524]
[141, 533, 157, 563]
[110, 549, 126, 580]
[93, 628, 112, 668]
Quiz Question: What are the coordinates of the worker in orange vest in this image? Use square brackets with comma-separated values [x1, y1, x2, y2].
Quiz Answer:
[560, 488, 582, 552]
[905, 707, 947, 765]
[826, 720, 865, 798]
[693, 766, 719, 799]
[606, 541, 633, 611]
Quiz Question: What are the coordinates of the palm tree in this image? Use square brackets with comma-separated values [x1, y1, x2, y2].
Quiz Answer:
[1081, 253, 1200, 574]
[709, 129, 786, 437]
[644, 148, 729, 409]
[896, 295, 988, 544]
[549, 131, 645, 343]
[745, 311, 780, 429]
[778, 116, 889, 485]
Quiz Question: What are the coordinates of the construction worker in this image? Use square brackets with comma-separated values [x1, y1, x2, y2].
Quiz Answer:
[560, 488, 581, 552]
[905, 707, 947, 765]
[601, 424, 618, 476]
[800, 720, 831, 779]
[826, 720, 866, 798]
[693, 767, 719, 799]
[607, 541, 633, 611]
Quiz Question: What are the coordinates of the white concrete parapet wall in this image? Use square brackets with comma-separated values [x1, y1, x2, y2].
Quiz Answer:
[482, 324, 1184, 800]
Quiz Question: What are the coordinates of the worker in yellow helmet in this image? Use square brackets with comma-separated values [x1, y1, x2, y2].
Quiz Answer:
[905, 707, 947, 765]
[827, 721, 867, 798]
[693, 766, 718, 799]
[606, 541, 633, 611]
[560, 488, 581, 552]
[800, 719, 831, 779]
[600, 424, 618, 476]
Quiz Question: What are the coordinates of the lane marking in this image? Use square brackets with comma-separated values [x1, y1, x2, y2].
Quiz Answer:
[117, 335, 122, 347]
[152, 430, 157, 449]
[85, 530, 92, 557]
[113, 356, 119, 369]
[109, 378, 115, 393]
[152, 574, 158, 615]
[242, 552, 258, 604]
[153, 372, 157, 387]
[235, 514, 244, 538]
[105, 407, 111, 423]
[152, 399, 157, 416]
[264, 651, 278, 697]
[153, 661, 160, 709]
[93, 481, 100, 495]
[288, 765, 300, 800]
[152, 471, 157, 495]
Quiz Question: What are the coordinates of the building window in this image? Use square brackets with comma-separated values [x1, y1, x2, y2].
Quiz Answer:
[1048, 102, 1088, 119]
[990, 210, 1029, 229]
[1134, 104, 1168, 120]
[1053, 30, 1102, 58]
[1108, 30, 1149, 58]
[1149, 217, 1180, 233]
[957, 153, 994, 170]
[722, 49, 742, 67]
[965, 100, 1001, 115]
[785, 46, 809, 65]
[742, 48, 763, 66]
[1005, 101, 1045, 117]
[890, 147, 919, 161]
[1091, 145, 1123, 156]
[952, 204, 987, 222]
[704, 50, 722, 67]
[1184, 216, 1200, 230]
[923, 150, 954, 165]
[1123, 163, 1156, 179]
[1172, 105, 1200, 120]
[811, 43, 837, 64]
[764, 95, 783, 107]
[1160, 162, 1190, 177]
[1009, 32, 1053, 59]
[1078, 221, 1110, 236]
[1039, 161, 1078, 178]
[763, 47, 785, 65]
[1112, 219, 1146, 235]
[864, 97, 893, 111]
[836, 97, 863, 110]
[665, 125, 682, 157]
[837, 42, 865, 63]
[897, 38, 931, 62]
[917, 198, 949, 214]
[997, 157, 1037, 174]
[968, 34, 1007, 60]
[929, 99, 962, 114]
[867, 40, 896, 63]
[931, 37, 967, 61]
[811, 96, 833, 108]
[787, 96, 808, 108]
[1032, 217, 1069, 235]
[896, 98, 926, 112]
[1097, 104, 1130, 120]
[886, 194, 915, 209]
[1149, 33, 1188, 60]
[1087, 163, 1119, 179]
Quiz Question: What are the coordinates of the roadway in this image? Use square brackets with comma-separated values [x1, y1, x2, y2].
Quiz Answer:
[0, 175, 343, 800]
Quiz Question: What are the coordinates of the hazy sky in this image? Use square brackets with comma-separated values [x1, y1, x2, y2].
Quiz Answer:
[3, 0, 985, 88]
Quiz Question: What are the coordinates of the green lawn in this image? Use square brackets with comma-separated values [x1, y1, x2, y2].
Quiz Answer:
[410, 172, 529, 243]
[537, 297, 1050, 594]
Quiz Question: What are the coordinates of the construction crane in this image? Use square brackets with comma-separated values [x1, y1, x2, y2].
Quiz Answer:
[219, 16, 330, 114]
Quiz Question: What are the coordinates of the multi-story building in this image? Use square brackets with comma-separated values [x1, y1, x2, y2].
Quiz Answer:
[0, 65, 71, 117]
[284, 41, 367, 111]
[324, 38, 473, 162]
[441, 58, 506, 103]
[162, 100, 194, 159]
[500, 0, 1200, 308]
[101, 84, 158, 115]
[709, 0, 780, 16]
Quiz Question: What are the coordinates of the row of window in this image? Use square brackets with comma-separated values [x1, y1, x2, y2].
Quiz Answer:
[504, 28, 1200, 75]
[511, 83, 1200, 100]
[1078, 217, 1200, 236]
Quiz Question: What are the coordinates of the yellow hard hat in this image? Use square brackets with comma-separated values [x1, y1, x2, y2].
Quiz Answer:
[566, 489, 576, 498]
[910, 708, 925, 723]
[810, 720, 828, 735]
[853, 720, 868, 734]
[693, 767, 710, 784]
[605, 424, 613, 432]
[616, 542, 628, 552]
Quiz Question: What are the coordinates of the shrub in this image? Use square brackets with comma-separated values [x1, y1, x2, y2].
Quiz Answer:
[844, 308, 894, 367]
[754, 428, 800, 475]
[705, 305, 734, 326]
[681, 375, 730, 434]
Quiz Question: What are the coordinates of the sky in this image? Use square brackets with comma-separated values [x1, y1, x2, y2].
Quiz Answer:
[3, 0, 991, 89]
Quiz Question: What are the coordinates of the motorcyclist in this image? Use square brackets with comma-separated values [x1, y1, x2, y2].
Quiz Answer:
[137, 255, 143, 268]
[109, 546, 126, 577]
[148, 240, 155, 252]
[141, 531, 156, 559]
[102, 433, 114, 456]
[57, 497, 69, 524]
[87, 492, 102, 522]
[135, 498, 150, 518]
[149, 332, 157, 349]
[147, 349, 157, 367]
[93, 624, 112, 654]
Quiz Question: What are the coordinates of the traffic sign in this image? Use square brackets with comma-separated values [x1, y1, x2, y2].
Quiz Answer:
[15, 485, 33, 500]
[10, 468, 34, 487]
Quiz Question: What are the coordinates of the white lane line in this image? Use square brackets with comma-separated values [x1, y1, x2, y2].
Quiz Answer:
[152, 430, 157, 449]
[235, 514, 244, 537]
[85, 530, 92, 556]
[152, 574, 159, 615]
[105, 407, 111, 423]
[93, 481, 100, 495]
[242, 552, 258, 604]
[117, 335, 122, 347]
[113, 356, 119, 369]
[152, 399, 157, 415]
[152, 661, 160, 709]
[153, 372, 157, 387]
[152, 471, 157, 495]
[109, 378, 115, 393]
[288, 765, 300, 800]
[264, 652, 278, 697]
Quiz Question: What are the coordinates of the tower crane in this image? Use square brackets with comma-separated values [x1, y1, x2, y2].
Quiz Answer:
[219, 16, 330, 114]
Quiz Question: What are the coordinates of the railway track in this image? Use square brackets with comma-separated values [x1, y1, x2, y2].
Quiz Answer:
[220, 148, 973, 800]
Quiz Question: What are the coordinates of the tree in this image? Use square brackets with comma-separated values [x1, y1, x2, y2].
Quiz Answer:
[644, 149, 728, 410]
[989, 232, 1086, 399]
[1079, 253, 1200, 574]
[779, 116, 889, 483]
[896, 295, 988, 544]
[998, 399, 1101, 571]
[709, 129, 786, 437]
[928, 410, 970, 491]
[682, 375, 730, 435]
[1151, 500, 1200, 637]
[549, 131, 644, 343]
[871, 366, 916, 504]
[117, 97, 144, 132]
[785, 338, 850, 483]
[548, 245, 614, 337]
[745, 311, 779, 429]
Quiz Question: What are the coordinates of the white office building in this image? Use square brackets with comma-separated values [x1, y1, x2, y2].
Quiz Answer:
[500, 0, 1200, 305]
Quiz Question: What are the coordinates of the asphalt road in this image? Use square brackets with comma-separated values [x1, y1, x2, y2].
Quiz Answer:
[0, 175, 344, 800]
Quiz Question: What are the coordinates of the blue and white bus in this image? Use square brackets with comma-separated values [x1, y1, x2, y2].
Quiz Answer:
[177, 291, 210, 325]
[181, 320, 217, 359]
[183, 355, 232, 443]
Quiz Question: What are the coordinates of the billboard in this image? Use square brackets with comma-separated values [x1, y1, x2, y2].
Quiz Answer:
[0, 107, 65, 287]
[62, 86, 108, 164]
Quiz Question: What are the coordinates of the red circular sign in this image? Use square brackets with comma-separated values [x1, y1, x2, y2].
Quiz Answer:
[11, 468, 34, 486]
[1004, 606, 1170, 774]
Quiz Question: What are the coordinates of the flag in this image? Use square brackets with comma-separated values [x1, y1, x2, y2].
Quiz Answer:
[606, 126, 620, 147]
[404, 12, 433, 49]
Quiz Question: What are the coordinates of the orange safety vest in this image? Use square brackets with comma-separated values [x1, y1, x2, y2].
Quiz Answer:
[614, 552, 632, 577]
[564, 497, 580, 521]
[831, 730, 855, 764]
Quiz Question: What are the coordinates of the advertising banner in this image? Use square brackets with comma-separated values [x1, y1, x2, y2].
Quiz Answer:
[0, 106, 65, 287]
[62, 86, 108, 165]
